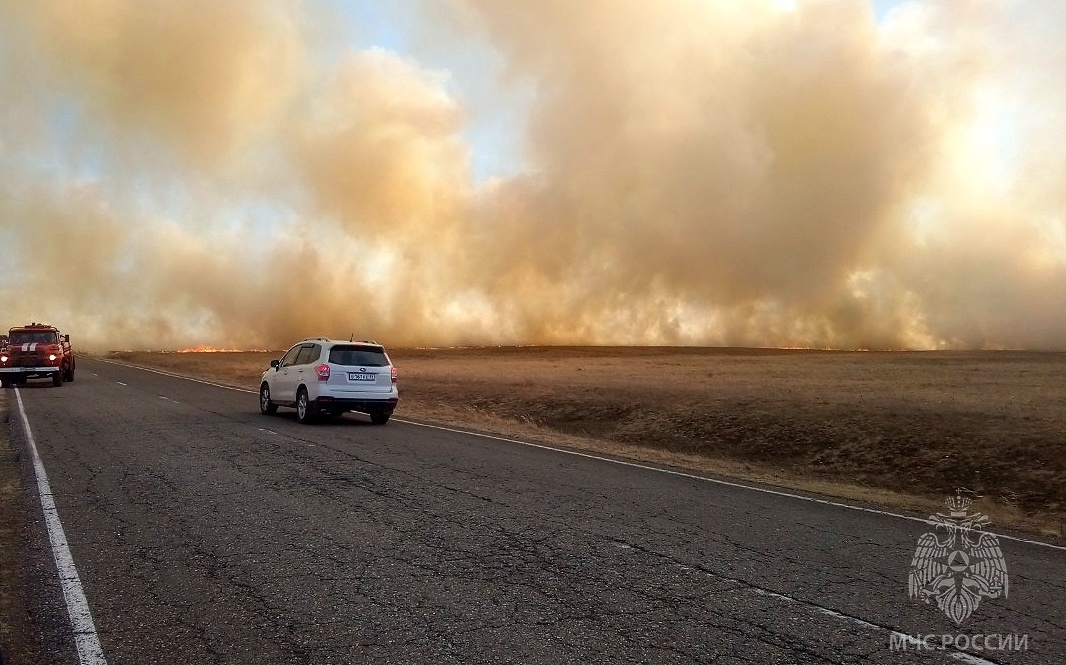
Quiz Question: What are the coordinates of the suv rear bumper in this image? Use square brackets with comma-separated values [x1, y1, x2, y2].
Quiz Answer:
[313, 396, 398, 414]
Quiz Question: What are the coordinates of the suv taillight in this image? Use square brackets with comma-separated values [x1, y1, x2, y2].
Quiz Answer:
[391, 366, 398, 384]
[315, 363, 330, 381]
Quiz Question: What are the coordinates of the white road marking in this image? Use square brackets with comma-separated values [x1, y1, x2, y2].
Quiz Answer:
[256, 427, 314, 446]
[92, 356, 1066, 552]
[749, 588, 996, 665]
[158, 395, 179, 403]
[115, 382, 126, 386]
[93, 357, 250, 392]
[14, 388, 108, 665]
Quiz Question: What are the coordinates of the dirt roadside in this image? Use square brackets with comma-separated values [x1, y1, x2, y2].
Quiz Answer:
[106, 347, 1066, 539]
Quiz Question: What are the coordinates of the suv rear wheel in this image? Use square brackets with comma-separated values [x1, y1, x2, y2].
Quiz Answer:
[370, 411, 391, 425]
[296, 387, 315, 424]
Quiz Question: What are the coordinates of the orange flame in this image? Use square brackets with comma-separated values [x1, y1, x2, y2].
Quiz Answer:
[174, 346, 246, 353]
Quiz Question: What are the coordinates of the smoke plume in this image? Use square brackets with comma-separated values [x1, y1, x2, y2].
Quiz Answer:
[0, 0, 1064, 350]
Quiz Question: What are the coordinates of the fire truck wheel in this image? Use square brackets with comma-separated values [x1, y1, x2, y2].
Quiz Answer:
[52, 372, 63, 387]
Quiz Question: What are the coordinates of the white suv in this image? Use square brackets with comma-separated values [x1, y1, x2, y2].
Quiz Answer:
[259, 338, 398, 424]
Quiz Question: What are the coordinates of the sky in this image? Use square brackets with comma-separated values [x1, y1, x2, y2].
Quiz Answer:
[0, 0, 1064, 351]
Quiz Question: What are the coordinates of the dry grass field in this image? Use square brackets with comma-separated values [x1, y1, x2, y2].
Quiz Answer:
[105, 347, 1066, 536]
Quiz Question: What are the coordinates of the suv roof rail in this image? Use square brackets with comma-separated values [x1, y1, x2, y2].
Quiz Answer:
[298, 336, 379, 344]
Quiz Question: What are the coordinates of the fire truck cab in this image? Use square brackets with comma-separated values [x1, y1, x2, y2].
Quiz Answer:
[0, 323, 75, 387]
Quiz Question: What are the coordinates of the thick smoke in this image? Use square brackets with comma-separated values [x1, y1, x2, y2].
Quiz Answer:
[0, 0, 1063, 350]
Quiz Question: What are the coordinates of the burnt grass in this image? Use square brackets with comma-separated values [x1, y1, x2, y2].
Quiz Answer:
[463, 391, 1060, 511]
[108, 347, 1066, 522]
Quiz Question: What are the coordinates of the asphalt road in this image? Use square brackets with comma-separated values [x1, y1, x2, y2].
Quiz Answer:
[3, 356, 1064, 664]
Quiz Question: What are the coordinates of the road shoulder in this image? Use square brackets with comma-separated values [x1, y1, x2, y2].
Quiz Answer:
[0, 390, 79, 665]
[0, 391, 40, 663]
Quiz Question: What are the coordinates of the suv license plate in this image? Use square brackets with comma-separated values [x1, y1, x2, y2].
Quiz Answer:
[348, 372, 375, 382]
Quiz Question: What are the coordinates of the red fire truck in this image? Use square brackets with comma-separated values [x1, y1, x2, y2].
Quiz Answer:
[0, 323, 76, 387]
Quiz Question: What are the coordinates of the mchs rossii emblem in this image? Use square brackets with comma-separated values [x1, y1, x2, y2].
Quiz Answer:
[908, 491, 1009, 625]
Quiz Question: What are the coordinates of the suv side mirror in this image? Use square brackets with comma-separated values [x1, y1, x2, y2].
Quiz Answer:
[270, 359, 280, 369]
[62, 334, 70, 343]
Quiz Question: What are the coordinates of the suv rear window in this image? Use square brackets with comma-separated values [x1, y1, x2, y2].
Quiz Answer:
[329, 345, 389, 367]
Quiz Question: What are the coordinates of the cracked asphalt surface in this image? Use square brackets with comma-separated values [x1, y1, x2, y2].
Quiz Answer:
[4, 357, 1064, 664]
